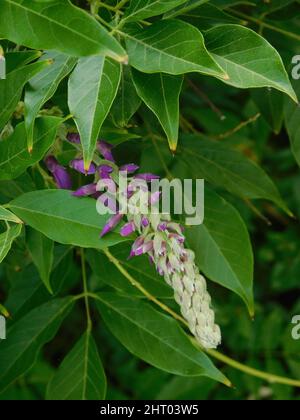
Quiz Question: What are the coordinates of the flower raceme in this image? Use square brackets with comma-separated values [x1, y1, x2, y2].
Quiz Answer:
[45, 136, 221, 349]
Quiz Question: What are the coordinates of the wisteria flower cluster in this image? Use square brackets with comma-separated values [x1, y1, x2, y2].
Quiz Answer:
[45, 135, 221, 350]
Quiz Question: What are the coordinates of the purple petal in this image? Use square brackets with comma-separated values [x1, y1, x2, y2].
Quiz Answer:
[120, 164, 139, 174]
[45, 156, 72, 190]
[72, 183, 97, 197]
[135, 240, 153, 256]
[158, 222, 167, 232]
[120, 221, 135, 237]
[129, 236, 145, 257]
[98, 165, 114, 179]
[135, 173, 160, 182]
[141, 216, 149, 228]
[66, 133, 81, 144]
[70, 159, 96, 175]
[97, 141, 115, 162]
[100, 213, 123, 237]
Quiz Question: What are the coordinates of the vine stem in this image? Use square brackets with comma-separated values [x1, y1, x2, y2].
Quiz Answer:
[228, 9, 300, 42]
[81, 249, 92, 332]
[98, 249, 300, 388]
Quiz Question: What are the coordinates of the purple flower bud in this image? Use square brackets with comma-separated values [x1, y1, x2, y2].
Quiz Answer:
[45, 156, 72, 190]
[120, 221, 135, 237]
[72, 183, 97, 197]
[120, 164, 139, 174]
[98, 165, 114, 179]
[66, 133, 81, 144]
[70, 159, 96, 175]
[169, 233, 185, 244]
[100, 213, 123, 237]
[141, 217, 149, 227]
[97, 141, 115, 162]
[129, 236, 145, 258]
[158, 222, 167, 232]
[135, 240, 154, 256]
[135, 173, 160, 182]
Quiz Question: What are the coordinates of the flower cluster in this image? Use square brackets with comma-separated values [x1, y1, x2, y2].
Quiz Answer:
[45, 135, 221, 349]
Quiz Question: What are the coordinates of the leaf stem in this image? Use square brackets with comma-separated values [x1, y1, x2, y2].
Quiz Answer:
[81, 249, 92, 332]
[101, 250, 300, 388]
[115, 0, 130, 11]
[103, 249, 185, 324]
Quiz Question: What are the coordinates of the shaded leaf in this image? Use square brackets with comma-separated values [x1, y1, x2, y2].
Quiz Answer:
[27, 228, 54, 294]
[251, 88, 284, 134]
[186, 189, 254, 314]
[177, 134, 288, 213]
[47, 332, 106, 400]
[284, 83, 300, 167]
[124, 0, 187, 22]
[0, 117, 62, 181]
[0, 297, 73, 393]
[0, 224, 22, 264]
[132, 69, 183, 151]
[0, 59, 51, 131]
[111, 66, 141, 128]
[25, 51, 77, 151]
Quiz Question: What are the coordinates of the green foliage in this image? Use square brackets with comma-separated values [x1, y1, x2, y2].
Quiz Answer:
[0, 0, 299, 402]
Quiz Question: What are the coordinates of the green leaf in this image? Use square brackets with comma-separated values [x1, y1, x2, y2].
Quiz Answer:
[8, 190, 127, 249]
[0, 297, 73, 393]
[0, 224, 22, 264]
[0, 0, 126, 62]
[176, 3, 239, 30]
[25, 51, 77, 152]
[111, 66, 141, 128]
[124, 0, 187, 22]
[5, 248, 75, 322]
[251, 88, 284, 134]
[204, 24, 297, 101]
[284, 83, 300, 167]
[0, 116, 62, 181]
[86, 247, 173, 298]
[0, 59, 51, 131]
[96, 292, 229, 385]
[164, 0, 210, 18]
[132, 69, 183, 151]
[68, 56, 121, 170]
[5, 50, 43, 74]
[27, 228, 54, 294]
[47, 332, 107, 400]
[177, 134, 289, 213]
[124, 19, 227, 78]
[0, 205, 22, 224]
[186, 189, 254, 315]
